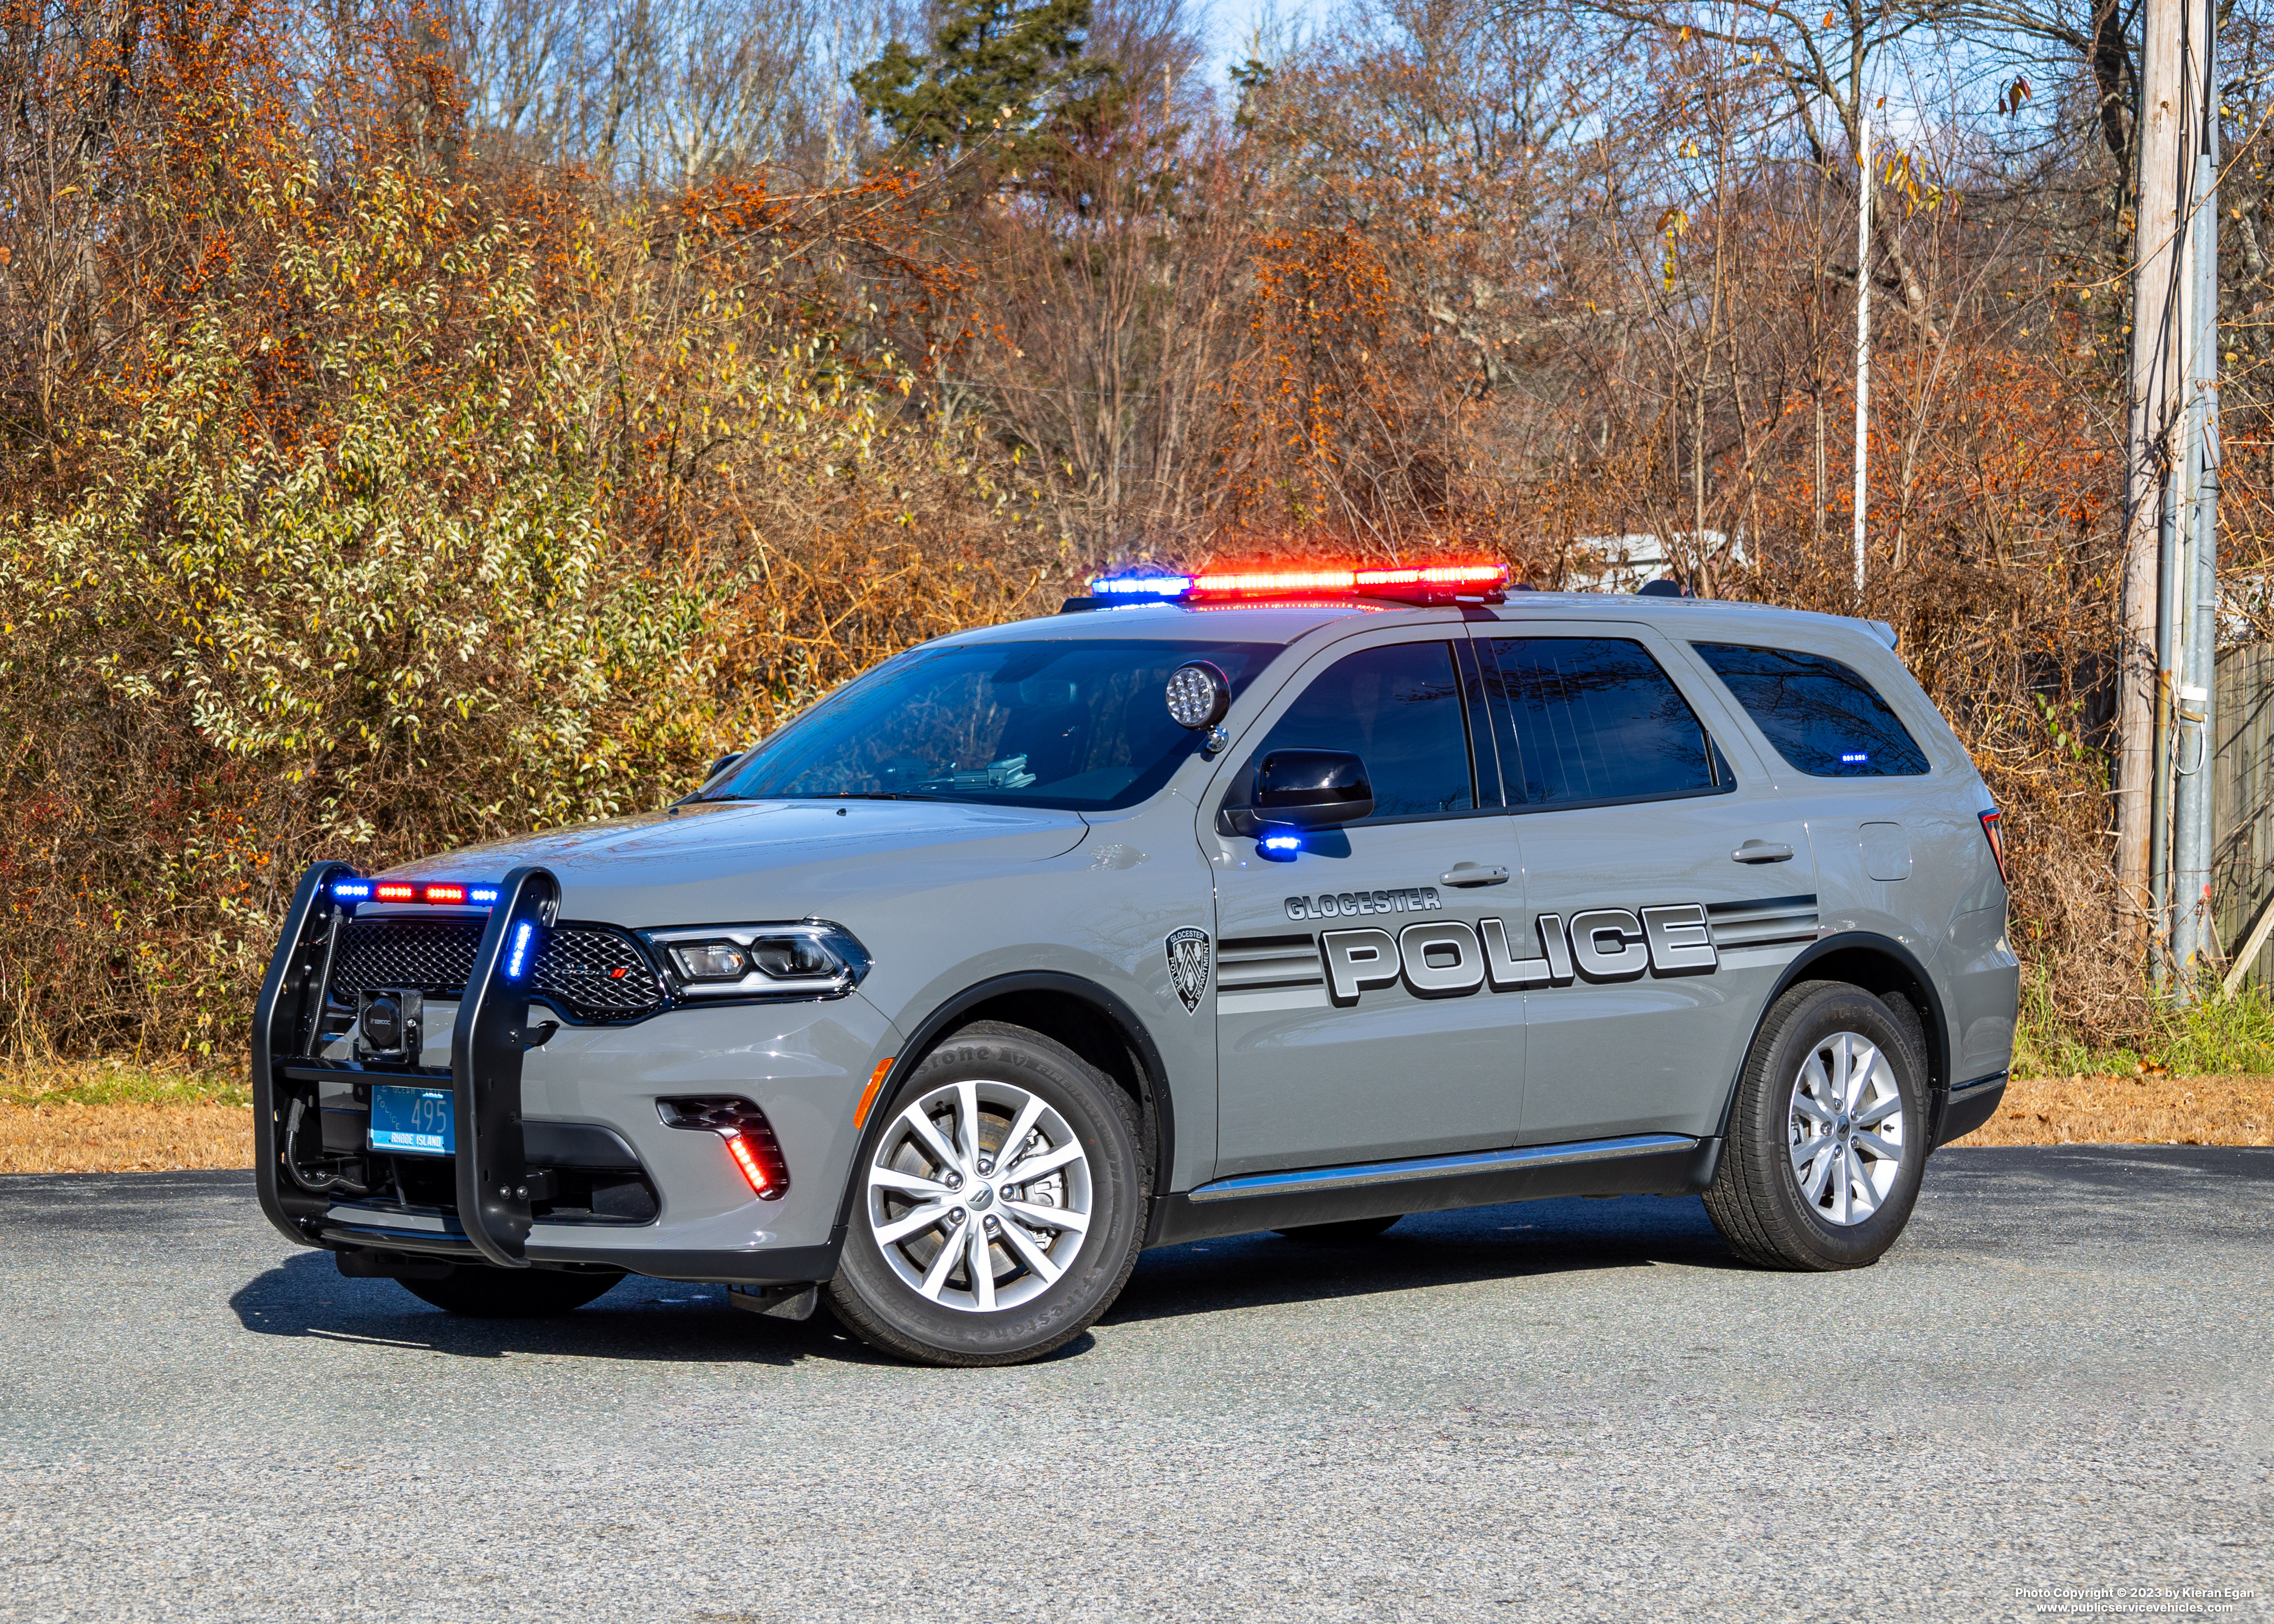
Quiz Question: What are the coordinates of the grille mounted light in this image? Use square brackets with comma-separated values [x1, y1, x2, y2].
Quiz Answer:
[503, 919, 538, 981]
[335, 878, 502, 909]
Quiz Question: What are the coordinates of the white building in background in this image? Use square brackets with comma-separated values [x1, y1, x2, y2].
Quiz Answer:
[1560, 531, 1747, 594]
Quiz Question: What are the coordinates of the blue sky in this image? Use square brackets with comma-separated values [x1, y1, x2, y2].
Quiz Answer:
[1202, 0, 1324, 87]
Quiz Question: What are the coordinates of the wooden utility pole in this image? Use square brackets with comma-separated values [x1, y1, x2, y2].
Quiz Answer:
[2117, 0, 2190, 944]
[1854, 110, 1871, 601]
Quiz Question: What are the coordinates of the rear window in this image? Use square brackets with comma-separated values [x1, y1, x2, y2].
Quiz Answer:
[1484, 637, 1729, 806]
[1692, 643, 1930, 778]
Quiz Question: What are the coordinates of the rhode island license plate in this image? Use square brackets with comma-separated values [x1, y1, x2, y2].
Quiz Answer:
[368, 1085, 455, 1157]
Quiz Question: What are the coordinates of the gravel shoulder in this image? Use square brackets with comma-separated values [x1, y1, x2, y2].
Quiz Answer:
[1, 1146, 2268, 1623]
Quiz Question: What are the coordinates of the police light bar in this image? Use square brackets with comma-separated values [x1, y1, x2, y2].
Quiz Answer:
[1084, 561, 1509, 607]
[330, 879, 502, 908]
[1091, 571, 1191, 597]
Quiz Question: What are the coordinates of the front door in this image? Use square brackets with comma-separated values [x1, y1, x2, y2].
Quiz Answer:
[1205, 629, 1525, 1176]
[1472, 627, 1821, 1146]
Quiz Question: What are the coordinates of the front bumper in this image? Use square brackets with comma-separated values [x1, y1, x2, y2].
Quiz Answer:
[253, 863, 893, 1284]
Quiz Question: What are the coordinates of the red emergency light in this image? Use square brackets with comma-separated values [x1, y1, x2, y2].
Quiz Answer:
[334, 879, 501, 908]
[1188, 562, 1508, 596]
[1085, 559, 1510, 608]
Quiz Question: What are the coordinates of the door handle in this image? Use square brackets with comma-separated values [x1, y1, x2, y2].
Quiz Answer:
[1440, 862, 1510, 886]
[1732, 839, 1795, 864]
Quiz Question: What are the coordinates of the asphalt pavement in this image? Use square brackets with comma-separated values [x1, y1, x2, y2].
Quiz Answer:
[0, 1145, 2268, 1623]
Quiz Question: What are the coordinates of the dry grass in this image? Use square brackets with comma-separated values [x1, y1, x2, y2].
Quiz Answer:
[1949, 1073, 2274, 1148]
[0, 1059, 253, 1173]
[0, 1101, 253, 1174]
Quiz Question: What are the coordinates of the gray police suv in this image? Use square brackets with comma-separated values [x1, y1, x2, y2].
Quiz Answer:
[252, 563, 2019, 1366]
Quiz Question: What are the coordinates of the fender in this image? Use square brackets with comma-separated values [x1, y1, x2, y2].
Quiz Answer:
[827, 970, 1182, 1254]
[1713, 930, 1955, 1145]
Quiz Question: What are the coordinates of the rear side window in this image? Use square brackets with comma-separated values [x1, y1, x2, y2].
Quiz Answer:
[1692, 643, 1930, 778]
[1484, 637, 1726, 806]
[1240, 640, 1477, 820]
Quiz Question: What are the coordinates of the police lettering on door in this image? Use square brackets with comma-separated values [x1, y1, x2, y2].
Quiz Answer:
[1298, 899, 1718, 1008]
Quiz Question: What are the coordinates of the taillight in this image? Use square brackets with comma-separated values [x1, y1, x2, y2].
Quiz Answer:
[1979, 810, 2009, 886]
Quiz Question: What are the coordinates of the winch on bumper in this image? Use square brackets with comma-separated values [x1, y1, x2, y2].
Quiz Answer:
[251, 861, 889, 1287]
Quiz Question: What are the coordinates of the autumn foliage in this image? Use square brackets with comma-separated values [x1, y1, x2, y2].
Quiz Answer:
[0, 0, 2260, 1056]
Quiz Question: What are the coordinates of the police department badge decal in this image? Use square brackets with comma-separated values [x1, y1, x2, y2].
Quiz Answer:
[1165, 928, 1212, 1013]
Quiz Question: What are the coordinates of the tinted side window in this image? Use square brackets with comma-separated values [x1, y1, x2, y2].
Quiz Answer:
[1242, 641, 1476, 819]
[1692, 643, 1930, 778]
[1486, 637, 1722, 805]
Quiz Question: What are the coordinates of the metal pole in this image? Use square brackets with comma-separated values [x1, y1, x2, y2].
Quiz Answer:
[1853, 110, 1871, 603]
[2174, 22, 2221, 995]
[2152, 451, 2177, 992]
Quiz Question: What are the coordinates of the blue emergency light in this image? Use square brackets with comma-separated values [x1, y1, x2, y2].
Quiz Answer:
[504, 920, 536, 980]
[1090, 570, 1193, 597]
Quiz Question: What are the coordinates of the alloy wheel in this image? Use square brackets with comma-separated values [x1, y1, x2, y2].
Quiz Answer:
[1786, 1030, 1907, 1226]
[864, 1078, 1092, 1313]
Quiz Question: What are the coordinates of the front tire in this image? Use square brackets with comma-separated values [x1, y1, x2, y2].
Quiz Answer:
[397, 1265, 624, 1316]
[1703, 981, 1926, 1271]
[825, 1022, 1148, 1367]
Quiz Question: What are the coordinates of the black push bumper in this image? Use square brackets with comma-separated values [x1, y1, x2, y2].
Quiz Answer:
[252, 860, 563, 1269]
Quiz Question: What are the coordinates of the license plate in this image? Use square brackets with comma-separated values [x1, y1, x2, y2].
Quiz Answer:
[369, 1085, 456, 1157]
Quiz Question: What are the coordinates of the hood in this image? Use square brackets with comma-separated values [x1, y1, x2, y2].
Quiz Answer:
[383, 799, 1090, 928]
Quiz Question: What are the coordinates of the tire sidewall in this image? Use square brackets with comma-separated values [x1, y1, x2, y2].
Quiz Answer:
[831, 1025, 1145, 1363]
[1746, 983, 1928, 1268]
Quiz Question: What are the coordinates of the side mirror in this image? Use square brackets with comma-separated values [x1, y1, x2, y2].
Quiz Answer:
[1255, 749, 1374, 828]
[705, 752, 740, 782]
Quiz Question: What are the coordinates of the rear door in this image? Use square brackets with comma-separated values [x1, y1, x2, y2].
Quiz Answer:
[1476, 626, 1820, 1145]
[1206, 626, 1525, 1176]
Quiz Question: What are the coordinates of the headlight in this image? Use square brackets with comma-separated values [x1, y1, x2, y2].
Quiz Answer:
[638, 921, 870, 1002]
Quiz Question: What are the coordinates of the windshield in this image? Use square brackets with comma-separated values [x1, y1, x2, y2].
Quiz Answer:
[702, 638, 1278, 811]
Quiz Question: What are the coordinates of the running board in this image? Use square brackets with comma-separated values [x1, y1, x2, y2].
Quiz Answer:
[1146, 1134, 1720, 1247]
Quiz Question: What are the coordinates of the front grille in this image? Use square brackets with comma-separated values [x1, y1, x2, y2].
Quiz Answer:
[329, 917, 667, 1023]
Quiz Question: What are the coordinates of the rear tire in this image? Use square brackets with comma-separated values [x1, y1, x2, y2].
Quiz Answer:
[825, 1021, 1146, 1367]
[397, 1266, 624, 1316]
[1274, 1215, 1401, 1242]
[1704, 980, 1927, 1271]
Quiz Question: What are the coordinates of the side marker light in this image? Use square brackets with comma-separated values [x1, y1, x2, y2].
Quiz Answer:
[1257, 830, 1303, 863]
[853, 1057, 896, 1130]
